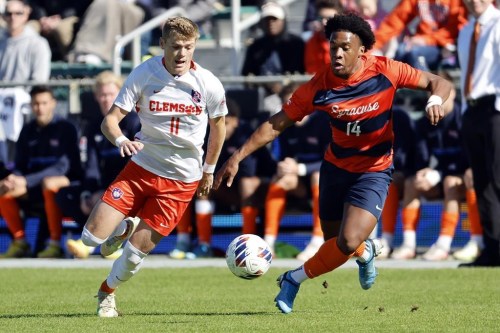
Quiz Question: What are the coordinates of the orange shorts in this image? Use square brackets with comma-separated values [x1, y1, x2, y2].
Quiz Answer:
[102, 161, 198, 236]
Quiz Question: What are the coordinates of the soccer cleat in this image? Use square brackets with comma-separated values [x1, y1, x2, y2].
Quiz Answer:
[356, 239, 382, 290]
[0, 239, 31, 258]
[37, 244, 63, 259]
[66, 239, 91, 259]
[296, 240, 323, 262]
[453, 240, 481, 262]
[422, 244, 449, 261]
[102, 248, 123, 260]
[185, 244, 213, 259]
[391, 245, 416, 260]
[168, 241, 191, 260]
[100, 217, 140, 257]
[96, 290, 119, 317]
[274, 271, 300, 314]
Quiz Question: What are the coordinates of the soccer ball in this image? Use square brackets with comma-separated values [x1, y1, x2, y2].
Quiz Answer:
[225, 234, 273, 280]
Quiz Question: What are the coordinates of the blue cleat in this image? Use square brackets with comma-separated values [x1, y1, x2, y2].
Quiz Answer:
[356, 239, 382, 290]
[274, 271, 300, 314]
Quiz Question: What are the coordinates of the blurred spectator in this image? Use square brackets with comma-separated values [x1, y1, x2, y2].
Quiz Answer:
[304, 0, 343, 75]
[0, 86, 83, 258]
[67, 0, 146, 64]
[303, 0, 356, 35]
[392, 102, 474, 260]
[28, 1, 92, 61]
[241, 2, 305, 95]
[59, 71, 140, 259]
[0, 0, 51, 82]
[377, 107, 418, 258]
[169, 98, 276, 259]
[262, 86, 331, 260]
[372, 0, 468, 71]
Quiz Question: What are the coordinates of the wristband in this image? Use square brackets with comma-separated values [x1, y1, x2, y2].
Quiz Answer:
[425, 95, 443, 112]
[202, 162, 216, 174]
[115, 135, 129, 147]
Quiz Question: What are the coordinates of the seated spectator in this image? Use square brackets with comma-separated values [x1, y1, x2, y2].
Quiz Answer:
[304, 0, 343, 75]
[303, 0, 356, 36]
[377, 107, 417, 258]
[59, 71, 141, 259]
[263, 110, 331, 260]
[0, 0, 51, 82]
[241, 2, 305, 96]
[28, 1, 92, 61]
[0, 86, 83, 258]
[392, 101, 476, 260]
[169, 98, 276, 259]
[452, 168, 484, 262]
[67, 0, 146, 64]
[371, 0, 468, 71]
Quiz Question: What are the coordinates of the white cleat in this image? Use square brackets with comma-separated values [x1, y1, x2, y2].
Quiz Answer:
[453, 240, 481, 262]
[101, 217, 140, 257]
[391, 245, 416, 259]
[96, 290, 119, 318]
[422, 244, 449, 261]
[296, 240, 323, 261]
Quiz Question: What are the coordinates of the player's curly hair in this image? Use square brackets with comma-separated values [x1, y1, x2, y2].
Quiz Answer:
[324, 12, 375, 50]
[162, 17, 200, 41]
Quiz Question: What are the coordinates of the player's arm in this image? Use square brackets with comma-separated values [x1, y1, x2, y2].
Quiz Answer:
[416, 71, 455, 125]
[214, 110, 295, 189]
[198, 115, 226, 197]
[101, 105, 144, 157]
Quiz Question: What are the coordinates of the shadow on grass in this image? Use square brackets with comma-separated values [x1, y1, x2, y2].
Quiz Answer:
[0, 311, 276, 319]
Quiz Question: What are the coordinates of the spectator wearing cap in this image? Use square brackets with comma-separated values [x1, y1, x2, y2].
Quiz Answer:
[241, 1, 305, 95]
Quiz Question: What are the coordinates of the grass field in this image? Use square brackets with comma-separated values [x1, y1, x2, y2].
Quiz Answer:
[0, 265, 498, 332]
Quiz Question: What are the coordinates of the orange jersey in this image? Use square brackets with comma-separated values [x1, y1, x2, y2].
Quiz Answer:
[282, 55, 421, 173]
[374, 0, 468, 49]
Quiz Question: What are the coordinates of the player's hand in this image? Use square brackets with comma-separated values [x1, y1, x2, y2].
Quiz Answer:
[277, 157, 299, 177]
[425, 105, 444, 126]
[118, 140, 144, 157]
[214, 158, 239, 190]
[197, 172, 213, 197]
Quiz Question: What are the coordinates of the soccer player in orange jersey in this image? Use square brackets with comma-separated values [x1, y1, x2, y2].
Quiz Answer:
[214, 12, 455, 314]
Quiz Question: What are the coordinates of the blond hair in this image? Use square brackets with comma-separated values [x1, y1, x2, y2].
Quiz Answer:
[93, 70, 124, 93]
[162, 17, 199, 41]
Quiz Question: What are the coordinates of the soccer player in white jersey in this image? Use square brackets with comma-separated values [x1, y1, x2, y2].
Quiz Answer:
[79, 17, 227, 317]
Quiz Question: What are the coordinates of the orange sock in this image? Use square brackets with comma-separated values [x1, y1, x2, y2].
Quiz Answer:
[0, 196, 24, 239]
[440, 211, 460, 237]
[311, 184, 323, 237]
[241, 206, 259, 234]
[196, 213, 212, 244]
[100, 280, 115, 294]
[353, 242, 365, 257]
[466, 189, 483, 235]
[303, 237, 353, 278]
[176, 205, 193, 234]
[381, 183, 399, 234]
[264, 183, 286, 237]
[42, 189, 63, 242]
[401, 207, 420, 231]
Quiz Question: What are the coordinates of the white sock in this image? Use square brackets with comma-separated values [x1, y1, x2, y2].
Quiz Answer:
[289, 266, 308, 284]
[176, 232, 191, 245]
[436, 235, 453, 251]
[81, 226, 107, 247]
[381, 232, 394, 248]
[356, 241, 371, 263]
[264, 235, 276, 250]
[402, 230, 416, 249]
[471, 235, 484, 249]
[107, 242, 147, 289]
[309, 235, 324, 247]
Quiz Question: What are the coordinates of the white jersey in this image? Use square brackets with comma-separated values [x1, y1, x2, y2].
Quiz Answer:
[0, 87, 31, 142]
[114, 56, 228, 182]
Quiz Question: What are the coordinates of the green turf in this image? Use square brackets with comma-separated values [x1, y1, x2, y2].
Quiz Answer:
[0, 267, 497, 332]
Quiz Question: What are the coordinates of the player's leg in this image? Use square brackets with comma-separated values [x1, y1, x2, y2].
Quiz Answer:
[379, 171, 405, 258]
